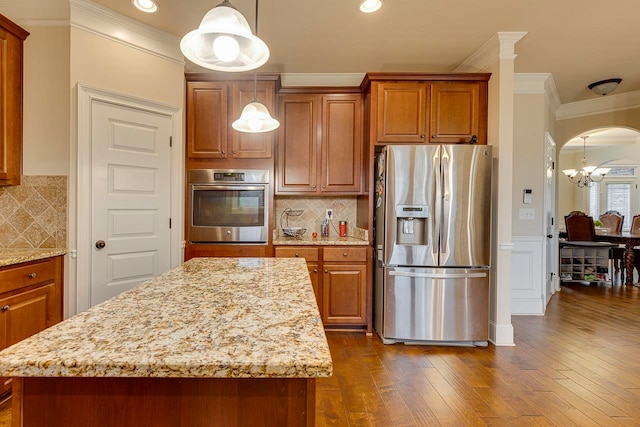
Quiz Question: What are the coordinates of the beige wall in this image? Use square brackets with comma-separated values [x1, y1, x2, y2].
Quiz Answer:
[512, 93, 546, 236]
[69, 28, 184, 107]
[555, 106, 640, 220]
[22, 26, 70, 175]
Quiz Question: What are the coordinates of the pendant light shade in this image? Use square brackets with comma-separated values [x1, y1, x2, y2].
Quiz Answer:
[180, 0, 270, 72]
[232, 100, 280, 133]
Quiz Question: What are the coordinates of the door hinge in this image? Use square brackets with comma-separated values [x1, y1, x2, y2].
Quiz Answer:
[552, 161, 555, 170]
[169, 136, 173, 147]
[169, 218, 172, 229]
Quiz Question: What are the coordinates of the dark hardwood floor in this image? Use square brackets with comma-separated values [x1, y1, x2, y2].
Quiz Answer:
[317, 283, 640, 426]
[2, 283, 639, 426]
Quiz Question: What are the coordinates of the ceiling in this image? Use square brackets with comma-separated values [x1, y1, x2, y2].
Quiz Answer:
[3, 0, 640, 105]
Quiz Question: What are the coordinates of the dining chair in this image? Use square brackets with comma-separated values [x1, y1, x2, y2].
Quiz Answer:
[600, 211, 625, 280]
[631, 215, 640, 234]
[565, 211, 596, 241]
[600, 210, 624, 233]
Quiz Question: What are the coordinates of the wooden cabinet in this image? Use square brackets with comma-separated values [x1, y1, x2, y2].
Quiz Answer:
[370, 75, 489, 145]
[276, 93, 363, 194]
[0, 255, 63, 395]
[275, 246, 369, 330]
[185, 75, 278, 169]
[0, 15, 29, 186]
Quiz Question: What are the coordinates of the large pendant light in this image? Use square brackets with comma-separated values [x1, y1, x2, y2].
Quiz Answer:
[180, 0, 270, 72]
[232, 0, 279, 133]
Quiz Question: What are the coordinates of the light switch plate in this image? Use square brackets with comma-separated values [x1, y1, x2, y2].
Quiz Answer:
[519, 208, 535, 220]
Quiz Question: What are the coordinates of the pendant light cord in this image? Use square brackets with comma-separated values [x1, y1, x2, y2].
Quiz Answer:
[252, 0, 259, 100]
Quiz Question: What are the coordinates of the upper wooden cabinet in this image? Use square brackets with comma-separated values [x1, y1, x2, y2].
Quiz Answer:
[0, 15, 29, 186]
[277, 93, 363, 194]
[185, 74, 278, 168]
[368, 74, 490, 145]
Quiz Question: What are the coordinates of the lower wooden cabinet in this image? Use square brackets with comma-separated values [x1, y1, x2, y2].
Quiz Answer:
[0, 255, 63, 395]
[275, 246, 370, 331]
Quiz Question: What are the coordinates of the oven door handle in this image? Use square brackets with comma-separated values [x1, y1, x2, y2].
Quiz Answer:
[191, 185, 266, 191]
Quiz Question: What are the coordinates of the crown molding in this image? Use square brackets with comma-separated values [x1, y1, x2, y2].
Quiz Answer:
[514, 73, 561, 112]
[281, 73, 366, 87]
[454, 31, 527, 72]
[556, 90, 640, 120]
[69, 0, 183, 65]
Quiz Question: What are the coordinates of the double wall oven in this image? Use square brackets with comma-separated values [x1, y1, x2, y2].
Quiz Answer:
[188, 169, 269, 244]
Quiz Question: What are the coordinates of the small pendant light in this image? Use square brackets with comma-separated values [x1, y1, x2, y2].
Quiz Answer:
[232, 0, 279, 133]
[180, 0, 270, 72]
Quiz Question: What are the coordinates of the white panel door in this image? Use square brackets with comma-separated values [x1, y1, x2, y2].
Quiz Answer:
[544, 132, 558, 302]
[91, 101, 171, 306]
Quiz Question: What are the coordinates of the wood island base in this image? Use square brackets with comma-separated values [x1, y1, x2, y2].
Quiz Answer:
[12, 376, 315, 427]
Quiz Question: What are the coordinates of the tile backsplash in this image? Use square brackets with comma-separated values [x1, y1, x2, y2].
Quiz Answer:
[275, 196, 363, 239]
[0, 176, 67, 248]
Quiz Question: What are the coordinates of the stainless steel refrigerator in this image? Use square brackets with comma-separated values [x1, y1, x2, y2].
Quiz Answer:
[374, 144, 492, 346]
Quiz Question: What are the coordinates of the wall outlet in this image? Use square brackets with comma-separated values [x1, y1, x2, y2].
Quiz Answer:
[326, 209, 334, 220]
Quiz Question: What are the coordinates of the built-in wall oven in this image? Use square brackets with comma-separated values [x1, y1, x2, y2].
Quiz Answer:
[188, 169, 269, 244]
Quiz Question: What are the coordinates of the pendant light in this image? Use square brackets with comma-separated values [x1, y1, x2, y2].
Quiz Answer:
[232, 0, 279, 133]
[562, 136, 611, 188]
[180, 0, 270, 72]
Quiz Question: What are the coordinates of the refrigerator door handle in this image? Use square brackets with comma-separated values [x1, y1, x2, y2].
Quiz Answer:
[440, 150, 450, 257]
[389, 271, 487, 279]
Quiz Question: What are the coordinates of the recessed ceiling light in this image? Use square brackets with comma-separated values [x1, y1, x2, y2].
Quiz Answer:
[132, 0, 159, 14]
[359, 0, 383, 13]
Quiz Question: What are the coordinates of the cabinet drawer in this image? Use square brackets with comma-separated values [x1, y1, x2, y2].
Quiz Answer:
[323, 247, 367, 262]
[0, 259, 56, 294]
[275, 247, 320, 262]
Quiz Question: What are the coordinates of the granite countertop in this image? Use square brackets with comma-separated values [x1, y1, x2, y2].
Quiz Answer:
[0, 257, 332, 379]
[273, 236, 369, 246]
[0, 248, 68, 267]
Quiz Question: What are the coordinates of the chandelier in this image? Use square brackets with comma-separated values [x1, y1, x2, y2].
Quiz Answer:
[562, 136, 610, 188]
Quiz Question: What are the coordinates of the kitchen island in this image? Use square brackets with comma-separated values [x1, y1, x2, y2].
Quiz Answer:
[0, 257, 332, 426]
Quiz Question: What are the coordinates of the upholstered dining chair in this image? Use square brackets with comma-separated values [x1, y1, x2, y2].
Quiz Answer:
[600, 210, 625, 282]
[600, 210, 624, 233]
[565, 211, 596, 241]
[631, 214, 640, 234]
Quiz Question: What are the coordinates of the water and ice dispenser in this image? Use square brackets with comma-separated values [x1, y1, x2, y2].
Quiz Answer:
[395, 205, 429, 245]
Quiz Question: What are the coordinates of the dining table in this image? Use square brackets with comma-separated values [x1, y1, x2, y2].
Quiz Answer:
[595, 231, 640, 286]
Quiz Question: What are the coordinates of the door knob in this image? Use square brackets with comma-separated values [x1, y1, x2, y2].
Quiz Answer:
[547, 234, 553, 238]
[95, 240, 106, 249]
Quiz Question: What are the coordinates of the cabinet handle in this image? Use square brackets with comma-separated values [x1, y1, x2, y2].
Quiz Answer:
[313, 269, 318, 273]
[1, 306, 8, 312]
[312, 185, 316, 189]
[324, 269, 328, 273]
[28, 272, 37, 279]
[322, 185, 326, 188]
[343, 252, 348, 257]
[221, 150, 226, 154]
[233, 150, 237, 154]
[295, 253, 299, 257]
[431, 135, 436, 138]
[421, 134, 426, 139]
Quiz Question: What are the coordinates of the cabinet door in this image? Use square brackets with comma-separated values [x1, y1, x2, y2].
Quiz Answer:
[429, 81, 485, 144]
[376, 82, 427, 143]
[321, 95, 362, 193]
[322, 264, 367, 325]
[307, 263, 321, 316]
[276, 95, 320, 193]
[230, 81, 275, 159]
[0, 282, 56, 350]
[186, 82, 228, 159]
[0, 19, 28, 186]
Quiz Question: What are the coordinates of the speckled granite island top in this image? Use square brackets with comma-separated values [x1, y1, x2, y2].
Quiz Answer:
[0, 257, 332, 379]
[0, 248, 67, 267]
